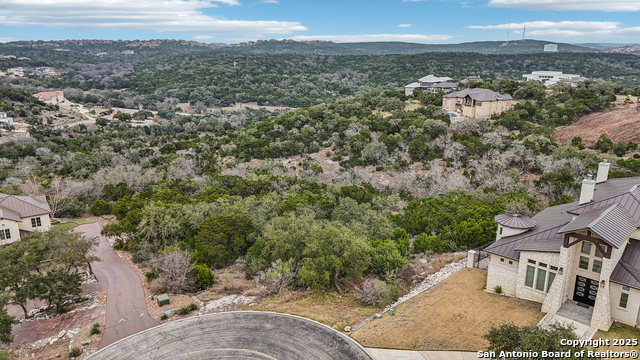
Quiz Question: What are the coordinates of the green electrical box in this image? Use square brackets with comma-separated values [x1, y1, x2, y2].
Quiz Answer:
[157, 294, 170, 307]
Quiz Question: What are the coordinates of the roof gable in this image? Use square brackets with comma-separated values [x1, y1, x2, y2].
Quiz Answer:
[0, 194, 51, 218]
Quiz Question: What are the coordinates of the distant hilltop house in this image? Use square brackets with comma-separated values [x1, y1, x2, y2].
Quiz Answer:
[484, 162, 640, 331]
[442, 88, 513, 119]
[0, 193, 51, 246]
[7, 67, 24, 77]
[17, 57, 31, 61]
[522, 71, 587, 87]
[1, 55, 17, 60]
[404, 75, 459, 96]
[544, 44, 558, 52]
[460, 76, 482, 84]
[33, 91, 65, 104]
[35, 67, 57, 76]
[0, 112, 14, 127]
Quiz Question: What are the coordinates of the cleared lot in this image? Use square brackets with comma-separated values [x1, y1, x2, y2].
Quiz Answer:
[351, 268, 545, 351]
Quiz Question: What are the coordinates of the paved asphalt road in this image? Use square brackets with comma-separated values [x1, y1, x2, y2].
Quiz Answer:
[87, 311, 372, 360]
[76, 223, 159, 349]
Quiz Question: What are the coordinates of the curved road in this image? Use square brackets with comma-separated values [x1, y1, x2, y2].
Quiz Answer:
[75, 223, 159, 349]
[87, 311, 372, 360]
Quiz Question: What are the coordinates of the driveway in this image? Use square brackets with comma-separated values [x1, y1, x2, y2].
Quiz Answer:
[75, 223, 159, 349]
[87, 311, 372, 360]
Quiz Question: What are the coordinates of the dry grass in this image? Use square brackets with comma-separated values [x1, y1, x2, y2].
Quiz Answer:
[350, 268, 545, 351]
[239, 291, 382, 332]
[594, 322, 640, 353]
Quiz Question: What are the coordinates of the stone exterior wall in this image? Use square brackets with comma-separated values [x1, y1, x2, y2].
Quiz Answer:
[591, 257, 613, 330]
[486, 254, 518, 295]
[515, 251, 560, 304]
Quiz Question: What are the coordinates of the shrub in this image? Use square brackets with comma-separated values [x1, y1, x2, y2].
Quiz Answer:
[594, 133, 613, 153]
[176, 303, 198, 315]
[220, 272, 233, 284]
[160, 313, 168, 320]
[413, 233, 428, 253]
[0, 350, 8, 360]
[90, 199, 112, 216]
[90, 323, 101, 335]
[494, 285, 503, 294]
[69, 347, 82, 358]
[190, 264, 215, 290]
[355, 278, 398, 305]
[145, 269, 158, 282]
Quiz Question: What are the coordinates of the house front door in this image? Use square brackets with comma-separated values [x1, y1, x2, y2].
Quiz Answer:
[573, 275, 598, 307]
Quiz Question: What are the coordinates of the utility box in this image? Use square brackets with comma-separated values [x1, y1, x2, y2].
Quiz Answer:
[157, 294, 170, 307]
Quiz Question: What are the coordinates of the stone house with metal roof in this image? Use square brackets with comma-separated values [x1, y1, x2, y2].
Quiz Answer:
[0, 193, 51, 246]
[442, 88, 513, 120]
[485, 160, 640, 330]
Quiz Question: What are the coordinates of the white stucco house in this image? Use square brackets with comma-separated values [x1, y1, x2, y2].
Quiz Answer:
[485, 160, 640, 330]
[0, 193, 52, 246]
[0, 112, 13, 127]
[522, 71, 587, 87]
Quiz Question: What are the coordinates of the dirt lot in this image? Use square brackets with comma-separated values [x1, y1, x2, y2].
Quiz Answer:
[239, 291, 382, 332]
[553, 104, 640, 146]
[350, 268, 544, 351]
[8, 325, 103, 360]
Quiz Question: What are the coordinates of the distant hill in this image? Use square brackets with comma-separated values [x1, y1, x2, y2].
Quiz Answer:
[0, 38, 599, 56]
[575, 43, 637, 50]
[607, 44, 640, 55]
[340, 40, 597, 54]
[223, 39, 596, 55]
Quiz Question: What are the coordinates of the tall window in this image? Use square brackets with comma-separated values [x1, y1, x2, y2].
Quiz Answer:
[579, 256, 589, 270]
[536, 269, 547, 291]
[31, 217, 42, 227]
[619, 293, 629, 309]
[525, 266, 535, 287]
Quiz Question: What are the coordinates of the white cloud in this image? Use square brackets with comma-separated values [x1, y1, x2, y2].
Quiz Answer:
[468, 20, 640, 38]
[288, 34, 454, 43]
[402, 0, 428, 2]
[261, 0, 278, 3]
[486, 0, 640, 12]
[467, 21, 621, 31]
[0, 0, 307, 34]
[398, 24, 413, 28]
[0, 37, 19, 43]
[193, 35, 216, 39]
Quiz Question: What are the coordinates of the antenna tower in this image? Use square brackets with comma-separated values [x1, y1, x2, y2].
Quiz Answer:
[522, 25, 526, 41]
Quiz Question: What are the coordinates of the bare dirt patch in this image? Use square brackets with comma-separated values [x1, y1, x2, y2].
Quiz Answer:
[350, 268, 544, 351]
[553, 105, 640, 146]
[8, 324, 103, 360]
[239, 291, 382, 332]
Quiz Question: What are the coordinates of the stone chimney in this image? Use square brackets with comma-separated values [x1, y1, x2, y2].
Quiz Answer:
[579, 174, 596, 205]
[596, 159, 610, 184]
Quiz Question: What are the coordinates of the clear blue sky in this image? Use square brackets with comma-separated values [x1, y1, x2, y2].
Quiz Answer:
[0, 0, 639, 44]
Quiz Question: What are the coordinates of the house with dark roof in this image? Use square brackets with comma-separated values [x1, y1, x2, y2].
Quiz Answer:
[0, 193, 51, 246]
[404, 75, 457, 96]
[442, 88, 513, 120]
[485, 160, 640, 330]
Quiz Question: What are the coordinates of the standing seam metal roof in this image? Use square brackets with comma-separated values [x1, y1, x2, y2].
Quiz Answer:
[494, 214, 537, 229]
[559, 204, 637, 249]
[611, 239, 640, 289]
